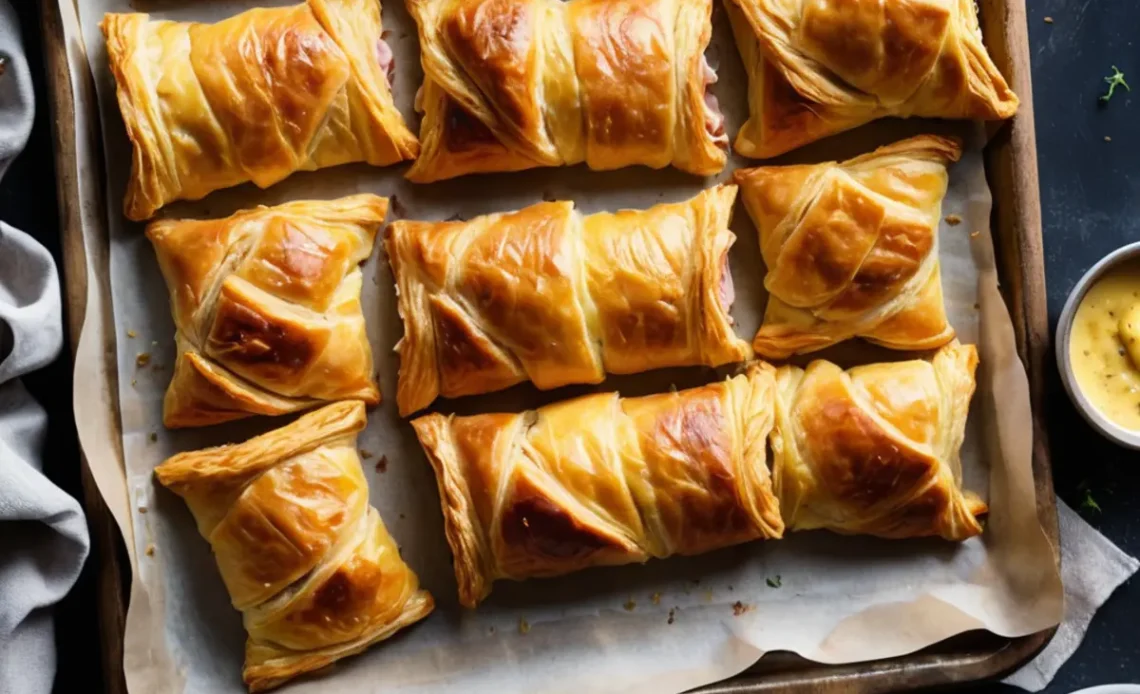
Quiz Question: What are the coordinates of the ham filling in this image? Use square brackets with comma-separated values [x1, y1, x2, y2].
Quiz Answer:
[377, 37, 395, 87]
[701, 55, 727, 145]
[719, 251, 736, 325]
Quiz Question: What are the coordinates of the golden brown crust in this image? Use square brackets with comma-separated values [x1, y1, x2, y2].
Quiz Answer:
[735, 135, 961, 358]
[385, 185, 753, 416]
[405, 0, 727, 182]
[771, 342, 986, 541]
[154, 402, 434, 693]
[411, 364, 784, 607]
[100, 0, 418, 221]
[147, 195, 386, 428]
[724, 0, 1019, 158]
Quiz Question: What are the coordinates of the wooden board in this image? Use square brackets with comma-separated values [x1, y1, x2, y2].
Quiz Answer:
[40, 1, 1058, 692]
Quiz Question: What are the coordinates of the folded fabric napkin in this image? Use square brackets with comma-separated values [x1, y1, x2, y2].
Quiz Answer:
[0, 3, 90, 694]
[1004, 499, 1138, 690]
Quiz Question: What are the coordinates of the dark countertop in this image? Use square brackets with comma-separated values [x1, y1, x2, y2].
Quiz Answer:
[6, 0, 1137, 691]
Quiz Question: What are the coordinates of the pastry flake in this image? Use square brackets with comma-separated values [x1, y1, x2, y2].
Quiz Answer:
[154, 401, 433, 692]
[148, 195, 386, 428]
[412, 363, 784, 607]
[735, 135, 961, 358]
[724, 0, 1019, 157]
[101, 0, 418, 221]
[405, 0, 728, 182]
[772, 341, 987, 541]
[385, 184, 753, 415]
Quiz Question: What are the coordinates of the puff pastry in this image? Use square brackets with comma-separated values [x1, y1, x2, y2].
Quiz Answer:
[735, 135, 960, 358]
[154, 401, 433, 692]
[101, 0, 418, 221]
[412, 363, 784, 607]
[386, 185, 753, 416]
[148, 195, 385, 428]
[773, 341, 986, 541]
[724, 0, 1019, 158]
[405, 0, 728, 182]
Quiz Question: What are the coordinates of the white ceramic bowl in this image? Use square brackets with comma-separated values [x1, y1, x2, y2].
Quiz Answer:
[1056, 240, 1140, 450]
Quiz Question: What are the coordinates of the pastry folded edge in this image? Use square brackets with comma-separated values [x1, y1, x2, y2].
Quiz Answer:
[410, 411, 495, 608]
[242, 587, 434, 692]
[154, 399, 368, 494]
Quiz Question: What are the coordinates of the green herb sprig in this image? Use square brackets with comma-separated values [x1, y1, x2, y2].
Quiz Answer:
[1100, 66, 1130, 102]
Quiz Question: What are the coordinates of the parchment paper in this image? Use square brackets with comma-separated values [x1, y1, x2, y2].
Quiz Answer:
[64, 0, 1065, 691]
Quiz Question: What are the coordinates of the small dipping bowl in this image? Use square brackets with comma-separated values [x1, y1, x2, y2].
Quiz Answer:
[1056, 240, 1140, 449]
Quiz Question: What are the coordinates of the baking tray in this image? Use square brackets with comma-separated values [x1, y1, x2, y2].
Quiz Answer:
[40, 0, 1059, 691]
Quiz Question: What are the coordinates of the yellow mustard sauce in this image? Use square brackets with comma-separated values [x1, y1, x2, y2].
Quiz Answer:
[1069, 259, 1140, 431]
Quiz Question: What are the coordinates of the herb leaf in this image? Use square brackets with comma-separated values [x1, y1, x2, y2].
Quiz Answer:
[1079, 488, 1102, 515]
[1100, 66, 1131, 102]
[766, 575, 782, 588]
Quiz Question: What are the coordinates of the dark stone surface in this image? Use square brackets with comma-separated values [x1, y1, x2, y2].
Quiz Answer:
[3, 0, 1136, 692]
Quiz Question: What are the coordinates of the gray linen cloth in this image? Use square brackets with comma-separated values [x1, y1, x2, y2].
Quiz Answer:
[0, 2, 90, 693]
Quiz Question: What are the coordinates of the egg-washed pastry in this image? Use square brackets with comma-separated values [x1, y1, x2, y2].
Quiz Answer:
[101, 0, 417, 221]
[773, 341, 986, 541]
[411, 363, 784, 607]
[724, 0, 1019, 158]
[154, 401, 433, 692]
[148, 195, 385, 428]
[385, 184, 753, 416]
[404, 0, 727, 182]
[735, 135, 960, 359]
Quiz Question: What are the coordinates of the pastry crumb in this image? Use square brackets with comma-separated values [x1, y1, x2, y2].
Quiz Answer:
[138, 506, 147, 514]
[399, 513, 406, 520]
[130, 378, 137, 387]
[974, 303, 981, 310]
[375, 455, 388, 473]
[149, 432, 157, 443]
[126, 330, 137, 338]
[732, 601, 753, 616]
[970, 231, 981, 238]
[650, 592, 661, 605]
[518, 618, 530, 634]
[667, 608, 676, 625]
[145, 544, 155, 557]
[359, 449, 373, 459]
[1105, 136, 1113, 142]
[945, 214, 962, 226]
[1043, 16, 1053, 23]
[623, 598, 636, 612]
[135, 352, 151, 368]
[728, 585, 734, 592]
[488, 626, 496, 635]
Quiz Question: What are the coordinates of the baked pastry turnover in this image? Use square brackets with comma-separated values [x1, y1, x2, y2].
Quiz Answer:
[735, 135, 960, 358]
[773, 341, 986, 541]
[386, 185, 753, 416]
[154, 401, 433, 692]
[148, 195, 385, 428]
[724, 0, 1019, 158]
[412, 363, 784, 607]
[101, 0, 418, 221]
[405, 0, 728, 182]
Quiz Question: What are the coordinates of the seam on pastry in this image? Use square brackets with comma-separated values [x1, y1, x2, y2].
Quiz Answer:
[569, 208, 607, 375]
[177, 339, 319, 413]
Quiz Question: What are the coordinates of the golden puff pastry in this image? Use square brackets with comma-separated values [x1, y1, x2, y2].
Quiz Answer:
[148, 195, 386, 428]
[154, 401, 433, 692]
[405, 0, 728, 182]
[735, 135, 961, 359]
[101, 0, 417, 221]
[386, 185, 753, 416]
[772, 341, 986, 541]
[724, 0, 1019, 158]
[412, 363, 784, 607]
